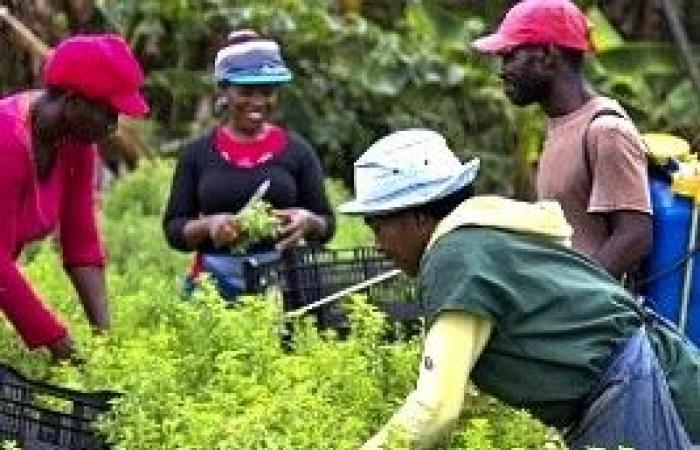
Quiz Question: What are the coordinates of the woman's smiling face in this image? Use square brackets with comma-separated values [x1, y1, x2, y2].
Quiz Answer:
[224, 84, 278, 136]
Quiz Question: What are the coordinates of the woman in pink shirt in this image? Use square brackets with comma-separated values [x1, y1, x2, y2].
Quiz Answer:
[0, 34, 148, 360]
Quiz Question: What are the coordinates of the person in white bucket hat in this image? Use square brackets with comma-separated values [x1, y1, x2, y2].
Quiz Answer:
[341, 129, 700, 450]
[339, 129, 479, 218]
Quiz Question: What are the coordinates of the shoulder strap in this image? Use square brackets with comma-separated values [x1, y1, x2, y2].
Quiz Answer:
[582, 108, 627, 185]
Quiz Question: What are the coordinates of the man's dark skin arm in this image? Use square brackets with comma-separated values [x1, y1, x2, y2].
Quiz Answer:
[67, 266, 110, 331]
[593, 211, 652, 279]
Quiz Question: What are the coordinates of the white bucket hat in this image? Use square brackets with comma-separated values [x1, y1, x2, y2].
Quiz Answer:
[339, 129, 479, 215]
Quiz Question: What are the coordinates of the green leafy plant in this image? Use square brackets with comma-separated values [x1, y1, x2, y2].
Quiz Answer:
[232, 200, 283, 251]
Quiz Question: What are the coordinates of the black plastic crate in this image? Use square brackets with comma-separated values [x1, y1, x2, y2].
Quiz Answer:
[244, 246, 422, 326]
[0, 364, 117, 450]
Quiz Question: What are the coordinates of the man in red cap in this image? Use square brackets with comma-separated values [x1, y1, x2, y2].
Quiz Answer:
[0, 34, 148, 361]
[473, 0, 652, 281]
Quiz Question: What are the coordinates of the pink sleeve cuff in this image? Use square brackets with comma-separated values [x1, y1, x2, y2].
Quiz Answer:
[25, 321, 68, 350]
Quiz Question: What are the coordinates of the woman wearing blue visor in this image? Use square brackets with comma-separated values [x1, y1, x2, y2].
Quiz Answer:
[340, 129, 700, 450]
[163, 31, 335, 312]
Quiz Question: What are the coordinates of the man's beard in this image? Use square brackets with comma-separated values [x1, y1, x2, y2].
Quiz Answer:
[505, 76, 550, 106]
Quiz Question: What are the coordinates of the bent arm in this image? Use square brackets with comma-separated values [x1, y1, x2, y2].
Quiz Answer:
[0, 132, 67, 349]
[163, 142, 212, 250]
[588, 124, 652, 277]
[592, 211, 652, 278]
[292, 136, 335, 243]
[362, 311, 492, 449]
[0, 255, 68, 348]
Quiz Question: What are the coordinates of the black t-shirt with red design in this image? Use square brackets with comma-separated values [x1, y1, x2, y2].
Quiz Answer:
[163, 126, 335, 252]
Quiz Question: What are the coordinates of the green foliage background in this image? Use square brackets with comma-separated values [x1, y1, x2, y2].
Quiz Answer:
[97, 0, 700, 197]
[108, 0, 517, 193]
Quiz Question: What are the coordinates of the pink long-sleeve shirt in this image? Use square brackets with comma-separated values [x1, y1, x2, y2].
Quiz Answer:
[0, 92, 105, 349]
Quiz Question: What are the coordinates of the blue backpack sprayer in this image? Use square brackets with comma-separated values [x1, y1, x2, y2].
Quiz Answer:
[640, 133, 700, 346]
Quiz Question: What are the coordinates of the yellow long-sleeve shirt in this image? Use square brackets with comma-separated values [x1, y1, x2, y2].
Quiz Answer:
[361, 311, 492, 449]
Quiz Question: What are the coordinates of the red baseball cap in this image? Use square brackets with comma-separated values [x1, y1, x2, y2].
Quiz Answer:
[43, 34, 149, 117]
[472, 0, 591, 54]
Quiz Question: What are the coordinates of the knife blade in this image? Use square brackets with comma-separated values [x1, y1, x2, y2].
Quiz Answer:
[236, 179, 270, 217]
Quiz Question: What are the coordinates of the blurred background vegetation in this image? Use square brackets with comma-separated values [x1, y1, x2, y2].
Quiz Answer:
[1, 0, 700, 198]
